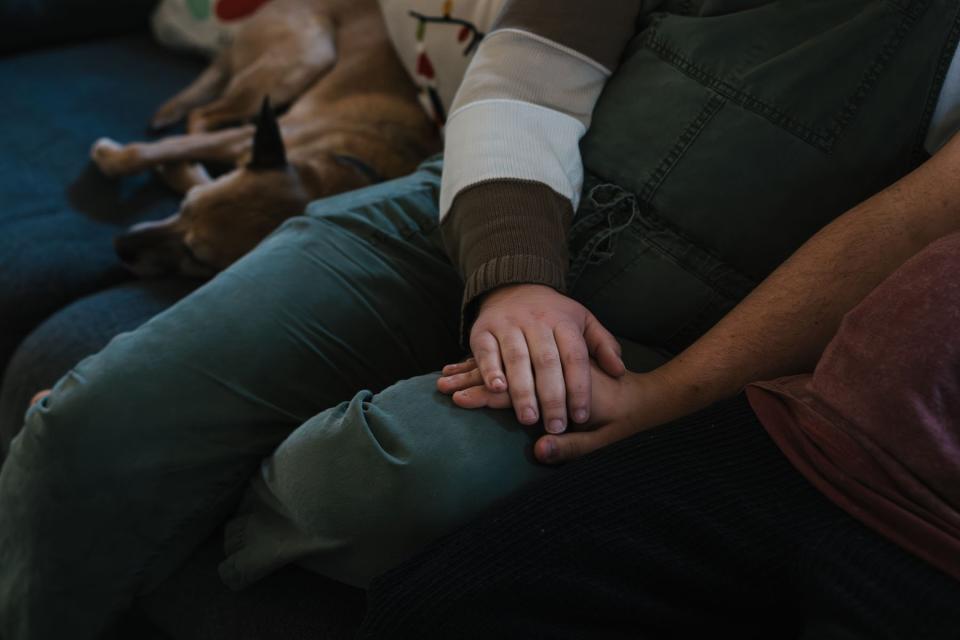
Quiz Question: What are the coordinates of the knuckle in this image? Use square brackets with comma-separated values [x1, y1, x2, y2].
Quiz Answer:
[511, 388, 535, 404]
[541, 398, 566, 413]
[503, 347, 528, 366]
[470, 340, 490, 355]
[567, 391, 589, 407]
[536, 350, 561, 367]
[562, 349, 589, 366]
[557, 320, 581, 335]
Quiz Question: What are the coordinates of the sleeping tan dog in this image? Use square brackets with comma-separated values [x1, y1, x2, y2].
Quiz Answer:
[92, 0, 440, 277]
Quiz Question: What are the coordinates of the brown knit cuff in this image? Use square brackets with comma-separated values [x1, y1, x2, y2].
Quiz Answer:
[441, 179, 573, 345]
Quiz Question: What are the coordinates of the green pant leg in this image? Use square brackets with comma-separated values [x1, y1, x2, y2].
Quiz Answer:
[220, 342, 668, 589]
[0, 161, 462, 640]
[220, 374, 548, 589]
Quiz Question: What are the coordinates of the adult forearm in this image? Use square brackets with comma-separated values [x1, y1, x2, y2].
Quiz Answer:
[657, 134, 960, 413]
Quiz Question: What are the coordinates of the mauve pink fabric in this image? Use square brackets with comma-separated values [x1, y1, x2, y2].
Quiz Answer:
[746, 232, 960, 581]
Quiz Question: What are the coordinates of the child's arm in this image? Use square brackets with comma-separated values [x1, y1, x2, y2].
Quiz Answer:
[440, 0, 654, 435]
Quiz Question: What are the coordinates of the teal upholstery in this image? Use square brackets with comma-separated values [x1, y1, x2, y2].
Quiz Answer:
[0, 34, 203, 388]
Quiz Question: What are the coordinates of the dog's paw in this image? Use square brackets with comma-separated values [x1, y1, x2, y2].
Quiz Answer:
[90, 138, 129, 177]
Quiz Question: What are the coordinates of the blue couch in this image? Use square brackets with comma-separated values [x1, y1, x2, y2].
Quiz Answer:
[0, 5, 365, 638]
[6, 0, 954, 636]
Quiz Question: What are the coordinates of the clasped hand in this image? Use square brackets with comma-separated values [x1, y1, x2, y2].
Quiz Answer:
[437, 284, 677, 464]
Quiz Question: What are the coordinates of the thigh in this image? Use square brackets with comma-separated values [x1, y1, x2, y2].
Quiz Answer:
[221, 373, 555, 590]
[1, 166, 462, 462]
[0, 279, 197, 460]
[15, 162, 463, 540]
[26, 160, 460, 447]
[0, 162, 462, 639]
[798, 515, 960, 640]
[363, 393, 960, 639]
[360, 396, 824, 639]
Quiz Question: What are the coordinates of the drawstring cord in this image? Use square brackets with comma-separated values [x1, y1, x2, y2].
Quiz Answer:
[568, 184, 639, 284]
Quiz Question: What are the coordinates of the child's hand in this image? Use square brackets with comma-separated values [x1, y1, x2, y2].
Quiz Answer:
[465, 284, 625, 435]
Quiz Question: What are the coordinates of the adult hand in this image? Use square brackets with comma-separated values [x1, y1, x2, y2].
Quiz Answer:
[447, 284, 624, 435]
[438, 359, 688, 464]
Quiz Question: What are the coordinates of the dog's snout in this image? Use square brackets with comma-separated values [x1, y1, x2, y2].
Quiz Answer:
[112, 215, 191, 277]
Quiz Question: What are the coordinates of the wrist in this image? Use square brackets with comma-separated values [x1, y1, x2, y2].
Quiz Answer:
[622, 367, 710, 430]
[478, 282, 560, 310]
[654, 357, 736, 419]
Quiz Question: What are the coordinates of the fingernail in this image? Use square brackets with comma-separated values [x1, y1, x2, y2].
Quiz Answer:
[522, 407, 537, 423]
[491, 377, 505, 390]
[573, 409, 588, 423]
[544, 439, 558, 462]
[547, 419, 566, 434]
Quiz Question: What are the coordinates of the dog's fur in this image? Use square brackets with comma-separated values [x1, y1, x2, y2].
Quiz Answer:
[94, 0, 440, 277]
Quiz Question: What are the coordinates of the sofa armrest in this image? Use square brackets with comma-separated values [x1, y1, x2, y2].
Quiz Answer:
[0, 0, 158, 54]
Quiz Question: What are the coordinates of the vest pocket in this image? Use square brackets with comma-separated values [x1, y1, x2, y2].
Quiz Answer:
[635, 0, 927, 151]
[569, 177, 756, 351]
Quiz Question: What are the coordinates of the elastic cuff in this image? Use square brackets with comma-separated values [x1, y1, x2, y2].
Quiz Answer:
[460, 254, 567, 345]
[440, 179, 574, 346]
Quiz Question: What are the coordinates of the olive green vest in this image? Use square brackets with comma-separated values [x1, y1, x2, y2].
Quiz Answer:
[572, 0, 960, 352]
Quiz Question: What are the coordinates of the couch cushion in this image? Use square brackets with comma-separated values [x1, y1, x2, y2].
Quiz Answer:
[0, 33, 203, 382]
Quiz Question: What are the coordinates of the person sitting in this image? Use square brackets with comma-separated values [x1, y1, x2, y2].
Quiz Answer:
[361, 136, 960, 637]
[1, 0, 958, 638]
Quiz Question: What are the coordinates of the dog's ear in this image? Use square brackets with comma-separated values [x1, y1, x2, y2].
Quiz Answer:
[249, 96, 287, 171]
